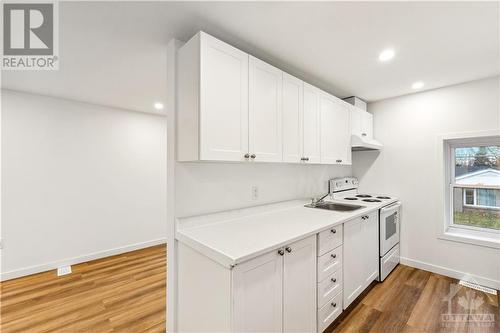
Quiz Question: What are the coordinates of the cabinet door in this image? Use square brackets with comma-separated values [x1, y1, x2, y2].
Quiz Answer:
[363, 212, 379, 287]
[343, 217, 364, 309]
[282, 73, 303, 163]
[249, 56, 283, 162]
[200, 33, 249, 161]
[303, 83, 321, 163]
[320, 93, 351, 165]
[233, 250, 283, 333]
[283, 236, 316, 333]
[350, 106, 362, 137]
[361, 112, 373, 140]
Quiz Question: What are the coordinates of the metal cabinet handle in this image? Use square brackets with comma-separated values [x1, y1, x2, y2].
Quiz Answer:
[331, 302, 337, 307]
[331, 229, 336, 234]
[300, 157, 306, 161]
[250, 154, 256, 159]
[244, 153, 250, 159]
[336, 159, 342, 163]
[362, 133, 367, 137]
[331, 254, 337, 259]
[305, 157, 309, 161]
[285, 247, 292, 253]
[278, 249, 284, 256]
[331, 278, 337, 283]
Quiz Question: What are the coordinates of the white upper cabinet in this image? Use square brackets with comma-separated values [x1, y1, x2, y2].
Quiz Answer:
[282, 78, 321, 164]
[302, 83, 321, 163]
[177, 32, 357, 164]
[320, 93, 352, 165]
[282, 73, 303, 163]
[249, 56, 283, 162]
[178, 32, 249, 162]
[351, 107, 373, 140]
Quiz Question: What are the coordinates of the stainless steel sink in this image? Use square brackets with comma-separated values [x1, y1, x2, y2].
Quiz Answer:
[305, 202, 365, 212]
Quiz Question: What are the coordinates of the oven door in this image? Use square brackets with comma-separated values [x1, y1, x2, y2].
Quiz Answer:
[379, 202, 401, 256]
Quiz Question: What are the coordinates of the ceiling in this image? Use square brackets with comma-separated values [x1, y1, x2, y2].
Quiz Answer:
[2, 1, 499, 114]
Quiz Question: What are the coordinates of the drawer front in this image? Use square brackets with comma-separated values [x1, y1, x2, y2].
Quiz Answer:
[317, 270, 342, 309]
[318, 224, 343, 256]
[317, 292, 342, 333]
[317, 246, 342, 282]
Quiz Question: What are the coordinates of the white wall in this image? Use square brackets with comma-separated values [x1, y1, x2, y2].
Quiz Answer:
[1, 90, 167, 280]
[353, 77, 500, 288]
[175, 162, 351, 218]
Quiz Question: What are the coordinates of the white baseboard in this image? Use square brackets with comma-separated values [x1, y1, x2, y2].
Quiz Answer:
[1, 238, 167, 281]
[400, 256, 500, 290]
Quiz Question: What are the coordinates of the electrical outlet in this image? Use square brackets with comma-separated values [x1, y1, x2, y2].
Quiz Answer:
[251, 186, 259, 200]
[57, 265, 72, 276]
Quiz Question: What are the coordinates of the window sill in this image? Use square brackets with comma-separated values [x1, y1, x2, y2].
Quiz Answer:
[439, 226, 500, 249]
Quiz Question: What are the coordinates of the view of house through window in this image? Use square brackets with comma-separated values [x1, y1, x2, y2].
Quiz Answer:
[452, 145, 500, 230]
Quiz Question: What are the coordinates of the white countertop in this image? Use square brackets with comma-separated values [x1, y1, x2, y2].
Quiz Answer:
[176, 198, 398, 268]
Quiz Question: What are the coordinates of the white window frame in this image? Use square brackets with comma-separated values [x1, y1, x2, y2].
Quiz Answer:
[438, 130, 500, 249]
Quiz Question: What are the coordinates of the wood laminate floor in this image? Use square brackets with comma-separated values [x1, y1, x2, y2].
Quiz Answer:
[1, 245, 498, 333]
[0, 244, 166, 333]
[330, 265, 499, 333]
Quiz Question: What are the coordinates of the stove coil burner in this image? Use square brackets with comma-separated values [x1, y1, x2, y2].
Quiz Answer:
[356, 194, 372, 198]
[363, 199, 382, 202]
[344, 197, 358, 200]
[377, 196, 391, 199]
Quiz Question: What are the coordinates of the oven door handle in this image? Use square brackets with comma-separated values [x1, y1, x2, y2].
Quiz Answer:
[380, 201, 401, 213]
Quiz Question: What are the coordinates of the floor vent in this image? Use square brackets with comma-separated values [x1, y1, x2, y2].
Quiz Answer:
[459, 280, 497, 295]
[57, 265, 72, 276]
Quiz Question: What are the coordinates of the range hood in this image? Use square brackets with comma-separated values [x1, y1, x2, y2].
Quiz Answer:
[351, 134, 383, 151]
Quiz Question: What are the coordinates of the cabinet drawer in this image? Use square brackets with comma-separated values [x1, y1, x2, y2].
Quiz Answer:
[317, 246, 342, 282]
[317, 225, 343, 256]
[317, 270, 342, 309]
[317, 292, 342, 333]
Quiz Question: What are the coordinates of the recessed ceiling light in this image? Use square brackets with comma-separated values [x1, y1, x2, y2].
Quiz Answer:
[154, 102, 164, 110]
[411, 81, 425, 89]
[378, 49, 395, 62]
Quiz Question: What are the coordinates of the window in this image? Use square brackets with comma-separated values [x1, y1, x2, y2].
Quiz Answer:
[441, 133, 500, 248]
[452, 144, 500, 231]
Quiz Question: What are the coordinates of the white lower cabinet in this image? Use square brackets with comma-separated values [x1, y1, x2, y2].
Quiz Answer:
[233, 249, 284, 333]
[316, 226, 344, 333]
[317, 291, 343, 333]
[343, 211, 379, 309]
[283, 236, 317, 333]
[233, 235, 317, 333]
[177, 210, 381, 333]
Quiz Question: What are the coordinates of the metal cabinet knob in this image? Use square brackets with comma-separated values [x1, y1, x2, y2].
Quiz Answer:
[278, 249, 284, 256]
[331, 254, 337, 259]
[331, 278, 337, 283]
[331, 302, 337, 307]
[244, 153, 250, 159]
[250, 154, 256, 159]
[331, 229, 336, 234]
[285, 247, 292, 253]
